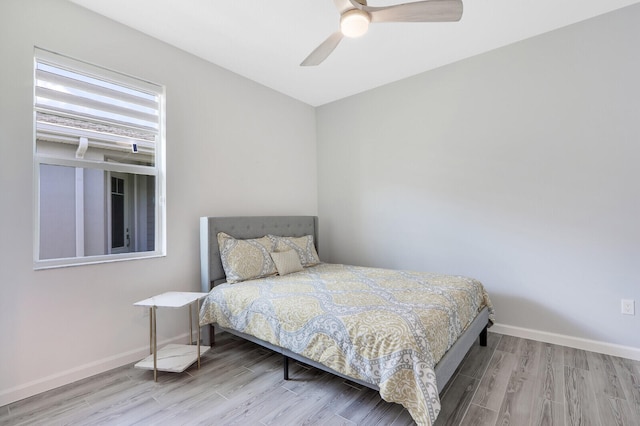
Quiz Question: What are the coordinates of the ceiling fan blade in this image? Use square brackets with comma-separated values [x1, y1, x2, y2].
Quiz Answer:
[300, 31, 344, 66]
[350, 0, 463, 23]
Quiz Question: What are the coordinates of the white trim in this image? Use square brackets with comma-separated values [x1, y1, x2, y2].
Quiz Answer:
[133, 174, 139, 252]
[35, 154, 156, 176]
[0, 332, 190, 407]
[489, 323, 640, 361]
[33, 141, 41, 264]
[107, 170, 113, 254]
[33, 250, 164, 270]
[4, 325, 638, 407]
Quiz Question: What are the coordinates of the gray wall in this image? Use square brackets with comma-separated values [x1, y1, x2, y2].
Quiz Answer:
[0, 0, 316, 404]
[317, 4, 640, 349]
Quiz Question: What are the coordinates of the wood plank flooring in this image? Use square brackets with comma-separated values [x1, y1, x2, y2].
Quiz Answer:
[1, 331, 639, 425]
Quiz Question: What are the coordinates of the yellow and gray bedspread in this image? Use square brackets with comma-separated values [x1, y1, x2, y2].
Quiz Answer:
[200, 263, 494, 425]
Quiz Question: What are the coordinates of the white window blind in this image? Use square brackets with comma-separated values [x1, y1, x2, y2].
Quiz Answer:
[35, 49, 162, 161]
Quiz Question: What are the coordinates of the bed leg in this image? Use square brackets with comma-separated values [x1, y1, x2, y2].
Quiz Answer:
[209, 324, 215, 346]
[283, 355, 289, 380]
[480, 325, 488, 347]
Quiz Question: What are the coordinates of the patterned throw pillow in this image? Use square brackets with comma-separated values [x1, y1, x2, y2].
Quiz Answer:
[270, 250, 304, 276]
[268, 234, 320, 267]
[217, 232, 277, 283]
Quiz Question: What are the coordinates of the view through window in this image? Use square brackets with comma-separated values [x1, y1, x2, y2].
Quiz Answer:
[34, 48, 165, 268]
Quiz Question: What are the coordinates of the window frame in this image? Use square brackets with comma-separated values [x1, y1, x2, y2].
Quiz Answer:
[33, 48, 166, 270]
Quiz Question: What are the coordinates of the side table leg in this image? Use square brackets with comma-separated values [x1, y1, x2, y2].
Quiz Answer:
[197, 299, 201, 368]
[148, 307, 152, 355]
[153, 305, 157, 382]
[189, 305, 193, 344]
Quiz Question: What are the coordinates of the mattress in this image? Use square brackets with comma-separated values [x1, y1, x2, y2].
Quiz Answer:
[200, 263, 494, 425]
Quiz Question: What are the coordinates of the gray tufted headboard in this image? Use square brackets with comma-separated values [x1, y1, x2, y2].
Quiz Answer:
[200, 216, 319, 292]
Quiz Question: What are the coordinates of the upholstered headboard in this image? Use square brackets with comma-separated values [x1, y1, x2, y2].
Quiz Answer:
[199, 216, 319, 292]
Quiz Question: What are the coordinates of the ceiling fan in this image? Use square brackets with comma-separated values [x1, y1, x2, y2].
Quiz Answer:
[300, 0, 463, 66]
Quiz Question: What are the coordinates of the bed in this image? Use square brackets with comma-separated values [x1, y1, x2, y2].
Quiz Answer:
[199, 216, 494, 426]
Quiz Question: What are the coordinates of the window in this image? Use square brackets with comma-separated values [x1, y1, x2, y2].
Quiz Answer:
[33, 48, 166, 269]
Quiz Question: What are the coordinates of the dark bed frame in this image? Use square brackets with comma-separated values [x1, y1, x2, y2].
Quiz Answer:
[200, 216, 489, 392]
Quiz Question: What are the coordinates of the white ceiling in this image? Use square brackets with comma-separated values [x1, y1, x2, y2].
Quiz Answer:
[69, 0, 639, 106]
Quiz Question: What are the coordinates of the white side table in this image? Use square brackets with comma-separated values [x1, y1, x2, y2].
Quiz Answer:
[133, 291, 210, 381]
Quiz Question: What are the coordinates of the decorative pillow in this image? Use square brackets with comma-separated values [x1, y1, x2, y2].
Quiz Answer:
[268, 234, 320, 267]
[270, 250, 304, 276]
[217, 232, 277, 283]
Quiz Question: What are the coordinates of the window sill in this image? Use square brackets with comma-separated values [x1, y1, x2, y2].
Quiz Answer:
[34, 251, 166, 270]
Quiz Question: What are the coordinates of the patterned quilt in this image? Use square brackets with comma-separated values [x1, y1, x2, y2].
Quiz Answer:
[199, 263, 494, 425]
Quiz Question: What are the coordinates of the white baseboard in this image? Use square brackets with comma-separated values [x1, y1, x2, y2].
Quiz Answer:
[3, 326, 639, 408]
[0, 333, 190, 407]
[489, 323, 640, 361]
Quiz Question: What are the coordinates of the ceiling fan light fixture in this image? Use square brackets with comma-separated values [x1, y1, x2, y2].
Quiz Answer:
[340, 9, 370, 38]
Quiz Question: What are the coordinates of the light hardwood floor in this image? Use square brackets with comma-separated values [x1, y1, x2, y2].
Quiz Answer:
[1, 331, 639, 425]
